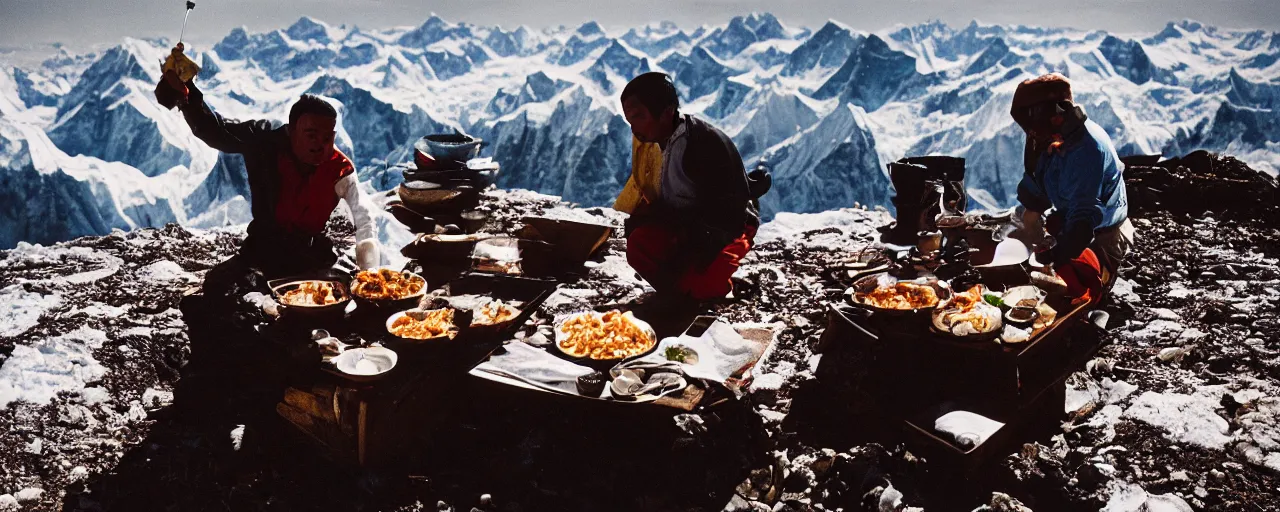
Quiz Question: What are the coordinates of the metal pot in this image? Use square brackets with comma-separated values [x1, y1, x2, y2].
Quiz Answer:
[415, 134, 483, 163]
[270, 279, 351, 319]
[845, 272, 953, 317]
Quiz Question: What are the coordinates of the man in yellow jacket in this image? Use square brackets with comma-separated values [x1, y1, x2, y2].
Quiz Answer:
[614, 72, 760, 301]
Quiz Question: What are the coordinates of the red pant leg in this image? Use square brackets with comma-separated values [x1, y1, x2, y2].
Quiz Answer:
[679, 225, 757, 300]
[626, 224, 681, 290]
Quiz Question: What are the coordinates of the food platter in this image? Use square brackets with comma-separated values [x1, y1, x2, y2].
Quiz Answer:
[351, 268, 427, 312]
[553, 310, 657, 363]
[931, 284, 1004, 340]
[386, 307, 459, 341]
[845, 272, 952, 315]
[270, 279, 351, 317]
[470, 299, 520, 328]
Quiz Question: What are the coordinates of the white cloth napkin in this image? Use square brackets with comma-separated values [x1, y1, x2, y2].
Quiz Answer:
[473, 341, 594, 394]
[934, 410, 1005, 450]
[625, 319, 763, 395]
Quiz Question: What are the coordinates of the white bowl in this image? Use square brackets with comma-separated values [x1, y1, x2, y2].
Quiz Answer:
[1002, 285, 1047, 309]
[332, 347, 398, 381]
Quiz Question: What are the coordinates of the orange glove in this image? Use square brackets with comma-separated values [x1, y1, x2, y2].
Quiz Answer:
[1055, 248, 1103, 305]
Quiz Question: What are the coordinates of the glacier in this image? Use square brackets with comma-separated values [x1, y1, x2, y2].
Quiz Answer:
[1, 14, 1278, 250]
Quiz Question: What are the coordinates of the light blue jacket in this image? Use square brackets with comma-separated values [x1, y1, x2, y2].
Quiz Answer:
[1016, 120, 1128, 235]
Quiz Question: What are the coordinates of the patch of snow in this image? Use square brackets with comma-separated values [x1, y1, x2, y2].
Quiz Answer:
[69, 302, 128, 318]
[751, 372, 786, 391]
[0, 326, 109, 409]
[1177, 328, 1207, 341]
[754, 208, 886, 249]
[1123, 388, 1232, 450]
[1102, 378, 1140, 404]
[13, 488, 42, 503]
[0, 284, 61, 337]
[119, 326, 156, 338]
[589, 254, 648, 289]
[1102, 479, 1194, 511]
[1112, 278, 1141, 304]
[1234, 396, 1280, 474]
[80, 386, 111, 405]
[24, 438, 41, 455]
[542, 287, 602, 310]
[1127, 320, 1188, 342]
[1101, 481, 1149, 512]
[138, 260, 197, 283]
[231, 424, 246, 451]
[0, 494, 16, 511]
[142, 388, 175, 409]
[1167, 282, 1195, 299]
[538, 206, 624, 227]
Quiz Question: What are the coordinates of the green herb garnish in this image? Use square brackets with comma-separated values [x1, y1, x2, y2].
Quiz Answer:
[983, 294, 1006, 308]
[664, 346, 687, 363]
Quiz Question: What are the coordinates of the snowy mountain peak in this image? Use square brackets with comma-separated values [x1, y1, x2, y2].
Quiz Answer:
[813, 34, 926, 112]
[664, 45, 734, 100]
[743, 12, 790, 41]
[585, 40, 651, 93]
[702, 16, 761, 59]
[286, 16, 332, 43]
[781, 21, 860, 79]
[577, 21, 606, 39]
[213, 27, 252, 60]
[887, 19, 953, 46]
[1098, 35, 1175, 85]
[964, 37, 1010, 76]
[399, 15, 472, 48]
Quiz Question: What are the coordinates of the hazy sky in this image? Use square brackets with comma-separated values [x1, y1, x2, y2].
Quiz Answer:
[1, 0, 1278, 51]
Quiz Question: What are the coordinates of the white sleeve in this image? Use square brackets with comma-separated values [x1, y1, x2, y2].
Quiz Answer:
[335, 173, 380, 269]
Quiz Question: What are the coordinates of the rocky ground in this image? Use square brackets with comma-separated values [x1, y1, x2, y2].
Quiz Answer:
[0, 154, 1277, 511]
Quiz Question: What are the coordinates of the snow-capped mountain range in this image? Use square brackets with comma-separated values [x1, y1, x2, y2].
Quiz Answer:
[2, 14, 1278, 251]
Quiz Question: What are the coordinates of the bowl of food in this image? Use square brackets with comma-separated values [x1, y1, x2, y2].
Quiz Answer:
[662, 344, 700, 365]
[1002, 285, 1047, 309]
[1004, 307, 1040, 327]
[469, 299, 521, 330]
[932, 284, 1004, 340]
[554, 310, 657, 367]
[386, 307, 460, 341]
[332, 346, 398, 381]
[471, 237, 523, 275]
[271, 279, 351, 318]
[846, 272, 952, 315]
[351, 268, 428, 314]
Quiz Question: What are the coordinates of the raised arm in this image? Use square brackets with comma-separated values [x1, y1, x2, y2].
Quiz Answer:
[178, 81, 276, 155]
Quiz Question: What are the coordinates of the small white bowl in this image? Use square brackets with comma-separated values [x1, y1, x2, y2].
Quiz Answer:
[332, 347, 398, 381]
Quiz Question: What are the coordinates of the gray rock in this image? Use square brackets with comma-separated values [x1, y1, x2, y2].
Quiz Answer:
[14, 488, 43, 503]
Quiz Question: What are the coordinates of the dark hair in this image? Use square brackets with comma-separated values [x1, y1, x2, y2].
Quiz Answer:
[289, 94, 338, 126]
[621, 72, 678, 117]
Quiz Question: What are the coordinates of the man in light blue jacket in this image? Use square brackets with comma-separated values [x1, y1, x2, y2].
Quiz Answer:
[1011, 73, 1136, 299]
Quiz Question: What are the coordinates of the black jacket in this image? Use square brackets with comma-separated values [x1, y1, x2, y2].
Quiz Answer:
[181, 82, 295, 239]
[658, 114, 760, 236]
